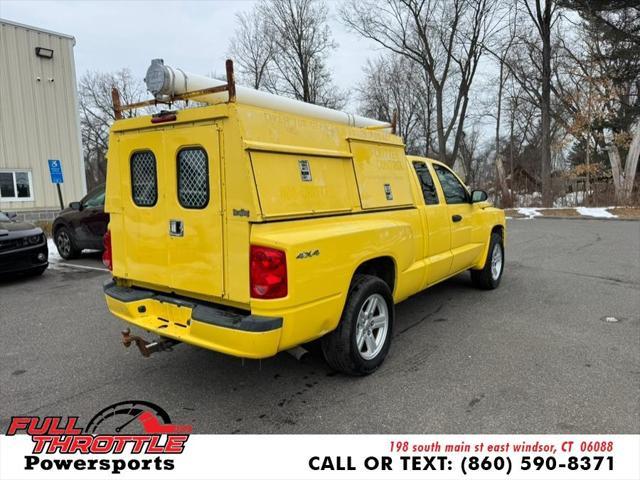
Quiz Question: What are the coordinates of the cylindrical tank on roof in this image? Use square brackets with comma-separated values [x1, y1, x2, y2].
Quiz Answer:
[144, 59, 390, 129]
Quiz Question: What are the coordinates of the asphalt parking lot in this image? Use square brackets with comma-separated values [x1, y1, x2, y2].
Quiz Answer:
[1, 219, 638, 434]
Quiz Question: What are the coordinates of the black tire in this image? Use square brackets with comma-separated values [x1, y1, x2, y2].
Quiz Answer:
[471, 232, 504, 290]
[54, 226, 80, 260]
[321, 274, 394, 376]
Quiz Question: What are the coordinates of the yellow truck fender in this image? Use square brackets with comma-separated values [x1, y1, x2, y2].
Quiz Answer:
[471, 209, 506, 270]
[250, 213, 422, 348]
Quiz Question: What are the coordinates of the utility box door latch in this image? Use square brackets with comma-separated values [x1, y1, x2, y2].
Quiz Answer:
[169, 219, 184, 237]
[298, 159, 312, 182]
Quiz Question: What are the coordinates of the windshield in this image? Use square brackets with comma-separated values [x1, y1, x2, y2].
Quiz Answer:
[0, 212, 10, 222]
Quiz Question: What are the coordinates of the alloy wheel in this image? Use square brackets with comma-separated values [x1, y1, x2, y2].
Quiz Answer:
[355, 293, 389, 360]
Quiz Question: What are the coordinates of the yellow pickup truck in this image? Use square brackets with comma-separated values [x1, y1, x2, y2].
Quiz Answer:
[103, 63, 505, 375]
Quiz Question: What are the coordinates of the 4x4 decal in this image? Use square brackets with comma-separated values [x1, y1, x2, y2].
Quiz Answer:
[296, 249, 320, 260]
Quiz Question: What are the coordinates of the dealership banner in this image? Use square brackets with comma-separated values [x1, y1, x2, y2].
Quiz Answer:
[1, 432, 638, 479]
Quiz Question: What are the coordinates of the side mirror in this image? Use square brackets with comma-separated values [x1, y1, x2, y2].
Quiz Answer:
[471, 190, 488, 203]
[69, 201, 81, 210]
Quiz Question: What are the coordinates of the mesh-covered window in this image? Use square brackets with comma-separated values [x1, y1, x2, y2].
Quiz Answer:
[130, 151, 157, 207]
[178, 147, 209, 209]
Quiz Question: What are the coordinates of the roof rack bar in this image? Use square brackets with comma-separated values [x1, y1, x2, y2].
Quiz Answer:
[112, 60, 238, 119]
[226, 59, 236, 102]
[111, 87, 123, 120]
[174, 83, 231, 100]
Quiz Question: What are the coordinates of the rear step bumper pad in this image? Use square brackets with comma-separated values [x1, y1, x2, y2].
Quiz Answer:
[103, 280, 282, 332]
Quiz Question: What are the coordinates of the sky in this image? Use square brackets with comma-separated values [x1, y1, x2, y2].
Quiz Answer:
[0, 0, 383, 110]
[0, 0, 501, 143]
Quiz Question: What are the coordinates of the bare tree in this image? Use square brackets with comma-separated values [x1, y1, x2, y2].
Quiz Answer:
[255, 0, 345, 108]
[79, 69, 148, 189]
[554, 1, 640, 203]
[357, 54, 433, 155]
[521, 0, 559, 206]
[342, 0, 500, 166]
[492, 77, 544, 202]
[458, 128, 483, 184]
[228, 9, 275, 89]
[495, 1, 568, 205]
[484, 3, 520, 206]
[493, 60, 511, 206]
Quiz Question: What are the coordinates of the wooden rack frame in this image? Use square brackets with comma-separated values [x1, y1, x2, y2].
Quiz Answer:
[111, 59, 236, 120]
[110, 59, 397, 135]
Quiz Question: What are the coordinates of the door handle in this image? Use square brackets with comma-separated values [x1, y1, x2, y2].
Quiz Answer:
[452, 214, 462, 223]
[169, 219, 184, 237]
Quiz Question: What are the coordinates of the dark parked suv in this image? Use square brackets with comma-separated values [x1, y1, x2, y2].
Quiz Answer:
[52, 184, 109, 259]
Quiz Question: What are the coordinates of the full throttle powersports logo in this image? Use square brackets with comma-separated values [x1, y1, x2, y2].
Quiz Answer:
[6, 400, 192, 474]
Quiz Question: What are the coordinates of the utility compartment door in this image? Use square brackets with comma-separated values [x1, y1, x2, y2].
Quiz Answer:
[250, 151, 359, 218]
[164, 124, 224, 298]
[349, 139, 414, 209]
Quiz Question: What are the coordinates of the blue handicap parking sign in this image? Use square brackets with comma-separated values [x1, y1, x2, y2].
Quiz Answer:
[48, 159, 64, 184]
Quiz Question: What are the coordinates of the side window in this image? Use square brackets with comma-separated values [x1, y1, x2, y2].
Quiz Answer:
[0, 170, 33, 200]
[130, 151, 158, 207]
[177, 147, 209, 209]
[412, 161, 439, 205]
[83, 189, 105, 208]
[433, 165, 468, 204]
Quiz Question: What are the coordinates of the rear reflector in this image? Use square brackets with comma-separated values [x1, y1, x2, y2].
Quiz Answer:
[102, 230, 112, 270]
[250, 245, 287, 299]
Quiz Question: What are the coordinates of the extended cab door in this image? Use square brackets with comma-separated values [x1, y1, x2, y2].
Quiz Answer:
[163, 124, 224, 298]
[431, 163, 483, 273]
[411, 161, 452, 285]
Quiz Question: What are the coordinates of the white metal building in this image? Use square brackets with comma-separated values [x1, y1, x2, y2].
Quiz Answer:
[0, 19, 86, 220]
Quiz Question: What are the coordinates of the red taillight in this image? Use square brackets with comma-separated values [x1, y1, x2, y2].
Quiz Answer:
[102, 230, 112, 270]
[250, 245, 287, 299]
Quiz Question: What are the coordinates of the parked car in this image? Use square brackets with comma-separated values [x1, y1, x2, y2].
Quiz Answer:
[0, 211, 48, 276]
[52, 184, 108, 260]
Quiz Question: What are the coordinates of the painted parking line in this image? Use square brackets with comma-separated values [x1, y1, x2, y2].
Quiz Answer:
[47, 239, 109, 272]
[49, 261, 109, 272]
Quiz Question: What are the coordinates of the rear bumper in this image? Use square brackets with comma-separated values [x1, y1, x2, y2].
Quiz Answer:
[103, 281, 282, 359]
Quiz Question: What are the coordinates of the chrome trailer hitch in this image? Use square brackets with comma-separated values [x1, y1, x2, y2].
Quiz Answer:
[121, 328, 180, 357]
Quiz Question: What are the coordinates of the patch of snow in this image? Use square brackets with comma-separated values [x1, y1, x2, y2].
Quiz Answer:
[47, 238, 61, 262]
[576, 207, 617, 219]
[46, 237, 108, 272]
[517, 208, 542, 219]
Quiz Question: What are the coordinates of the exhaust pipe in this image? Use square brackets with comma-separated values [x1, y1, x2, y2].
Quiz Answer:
[286, 345, 310, 362]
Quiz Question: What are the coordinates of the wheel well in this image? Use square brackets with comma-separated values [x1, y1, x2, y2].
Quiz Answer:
[491, 225, 504, 239]
[354, 257, 395, 293]
[52, 222, 64, 236]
